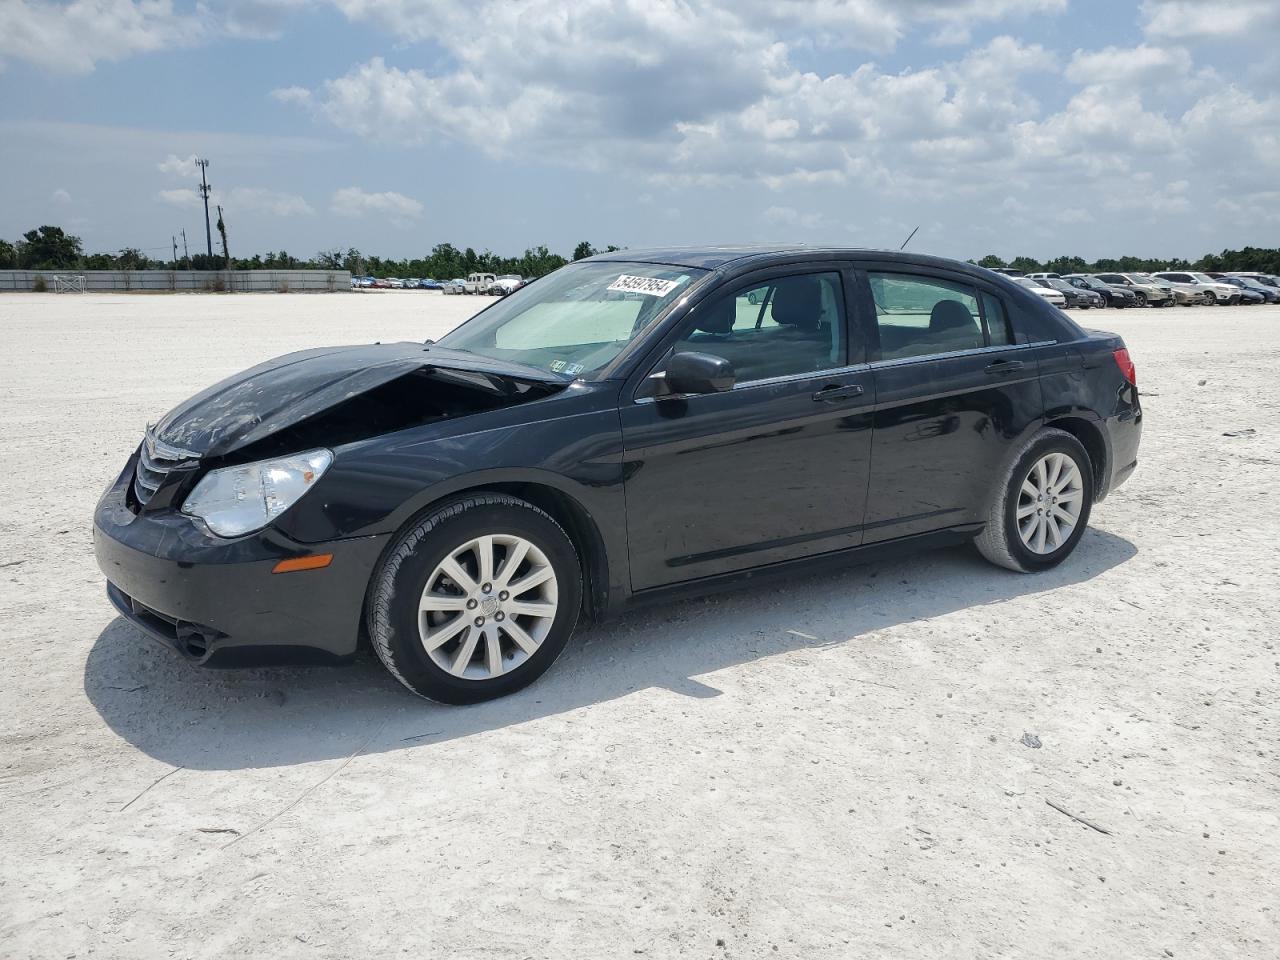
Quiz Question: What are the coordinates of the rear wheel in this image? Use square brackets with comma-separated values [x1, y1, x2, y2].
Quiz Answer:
[975, 429, 1094, 573]
[368, 493, 582, 703]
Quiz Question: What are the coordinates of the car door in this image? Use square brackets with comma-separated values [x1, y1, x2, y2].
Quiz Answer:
[855, 265, 1044, 543]
[620, 266, 875, 591]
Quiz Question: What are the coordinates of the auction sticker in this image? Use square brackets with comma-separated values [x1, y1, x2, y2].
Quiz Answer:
[607, 274, 682, 297]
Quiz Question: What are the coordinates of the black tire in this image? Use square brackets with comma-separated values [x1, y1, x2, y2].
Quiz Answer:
[1134, 292, 1147, 307]
[1203, 291, 1216, 305]
[367, 493, 582, 704]
[974, 428, 1095, 573]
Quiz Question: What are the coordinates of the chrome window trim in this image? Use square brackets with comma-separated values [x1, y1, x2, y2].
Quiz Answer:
[869, 339, 1057, 370]
[633, 362, 872, 405]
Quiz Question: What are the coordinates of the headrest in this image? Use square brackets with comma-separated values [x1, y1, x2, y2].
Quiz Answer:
[929, 299, 975, 334]
[694, 297, 735, 335]
[770, 276, 822, 329]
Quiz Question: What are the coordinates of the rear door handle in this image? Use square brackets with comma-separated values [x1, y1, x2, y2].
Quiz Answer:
[984, 360, 1024, 375]
[812, 383, 864, 402]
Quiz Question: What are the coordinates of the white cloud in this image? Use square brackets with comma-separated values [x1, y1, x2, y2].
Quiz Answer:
[157, 185, 313, 217]
[330, 186, 423, 226]
[223, 0, 308, 38]
[51, 187, 71, 204]
[157, 153, 200, 176]
[1065, 44, 1193, 87]
[157, 187, 200, 208]
[225, 187, 314, 217]
[1141, 0, 1280, 41]
[762, 205, 826, 230]
[270, 85, 312, 106]
[0, 0, 206, 73]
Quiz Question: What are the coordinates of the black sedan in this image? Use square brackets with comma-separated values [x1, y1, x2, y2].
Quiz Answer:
[95, 247, 1143, 703]
[1063, 275, 1138, 307]
[1038, 277, 1104, 308]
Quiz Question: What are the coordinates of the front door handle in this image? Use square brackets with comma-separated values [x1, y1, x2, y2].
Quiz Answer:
[984, 359, 1024, 375]
[812, 383, 864, 402]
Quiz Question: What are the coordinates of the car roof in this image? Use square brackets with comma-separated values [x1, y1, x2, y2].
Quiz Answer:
[585, 244, 1001, 276]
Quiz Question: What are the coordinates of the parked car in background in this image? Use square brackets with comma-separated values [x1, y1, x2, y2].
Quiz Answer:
[990, 268, 1027, 277]
[1226, 272, 1280, 290]
[489, 275, 524, 296]
[442, 278, 467, 295]
[1092, 273, 1176, 307]
[1037, 277, 1103, 309]
[372, 278, 391, 289]
[93, 245, 1141, 703]
[1151, 272, 1241, 305]
[1063, 275, 1137, 307]
[1015, 276, 1067, 307]
[462, 272, 498, 295]
[1027, 272, 1063, 281]
[420, 278, 444, 291]
[1218, 278, 1270, 304]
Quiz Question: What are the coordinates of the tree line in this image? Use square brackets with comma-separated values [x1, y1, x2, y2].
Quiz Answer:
[4, 224, 1278, 279]
[0, 227, 621, 280]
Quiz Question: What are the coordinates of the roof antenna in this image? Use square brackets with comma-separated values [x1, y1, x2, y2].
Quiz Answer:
[900, 225, 920, 250]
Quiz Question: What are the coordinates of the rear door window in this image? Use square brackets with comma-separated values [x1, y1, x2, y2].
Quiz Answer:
[868, 273, 987, 360]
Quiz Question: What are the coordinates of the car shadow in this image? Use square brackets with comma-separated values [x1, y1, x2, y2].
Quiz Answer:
[84, 529, 1137, 770]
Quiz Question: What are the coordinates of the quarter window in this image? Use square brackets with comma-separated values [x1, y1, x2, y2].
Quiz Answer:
[869, 273, 986, 360]
[981, 292, 1013, 346]
[668, 271, 846, 384]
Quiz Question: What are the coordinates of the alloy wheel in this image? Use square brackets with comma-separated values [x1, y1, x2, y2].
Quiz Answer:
[1016, 452, 1084, 555]
[418, 534, 559, 680]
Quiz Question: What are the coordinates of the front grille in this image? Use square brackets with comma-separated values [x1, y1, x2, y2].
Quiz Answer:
[133, 427, 199, 507]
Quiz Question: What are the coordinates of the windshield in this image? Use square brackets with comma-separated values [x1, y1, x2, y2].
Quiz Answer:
[1189, 273, 1216, 282]
[437, 261, 708, 379]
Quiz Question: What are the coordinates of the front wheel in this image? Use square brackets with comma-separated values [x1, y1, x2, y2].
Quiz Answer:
[974, 429, 1094, 573]
[1134, 292, 1147, 306]
[368, 493, 582, 703]
[1203, 291, 1216, 304]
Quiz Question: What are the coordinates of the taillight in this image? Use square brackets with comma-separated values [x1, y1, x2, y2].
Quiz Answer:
[1113, 347, 1136, 386]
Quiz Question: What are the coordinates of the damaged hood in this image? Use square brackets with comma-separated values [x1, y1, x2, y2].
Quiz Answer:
[154, 342, 561, 458]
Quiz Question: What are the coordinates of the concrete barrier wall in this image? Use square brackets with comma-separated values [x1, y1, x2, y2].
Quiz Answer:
[0, 270, 352, 292]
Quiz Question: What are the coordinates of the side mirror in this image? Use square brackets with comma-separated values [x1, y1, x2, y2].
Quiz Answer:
[664, 351, 735, 395]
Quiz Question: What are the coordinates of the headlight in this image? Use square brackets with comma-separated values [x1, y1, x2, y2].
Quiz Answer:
[181, 449, 332, 538]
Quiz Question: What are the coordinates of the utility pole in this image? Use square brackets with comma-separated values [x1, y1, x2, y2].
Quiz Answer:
[181, 229, 189, 266]
[216, 204, 231, 290]
[172, 235, 178, 265]
[195, 158, 213, 258]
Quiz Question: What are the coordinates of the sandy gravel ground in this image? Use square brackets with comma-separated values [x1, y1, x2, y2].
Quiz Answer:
[0, 291, 1276, 959]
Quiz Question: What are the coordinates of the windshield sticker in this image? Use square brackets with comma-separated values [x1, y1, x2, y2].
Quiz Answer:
[607, 274, 683, 297]
[549, 360, 585, 376]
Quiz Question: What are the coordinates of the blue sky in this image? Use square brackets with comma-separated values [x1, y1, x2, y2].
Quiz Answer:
[1, 0, 1277, 263]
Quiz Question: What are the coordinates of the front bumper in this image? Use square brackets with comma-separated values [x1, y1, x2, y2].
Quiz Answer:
[94, 460, 389, 665]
